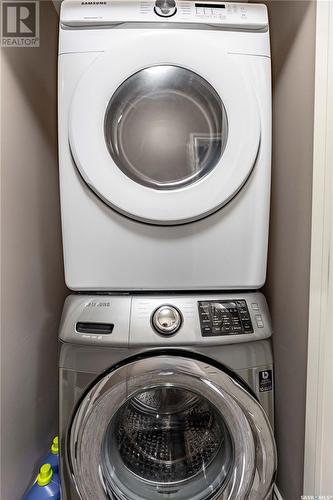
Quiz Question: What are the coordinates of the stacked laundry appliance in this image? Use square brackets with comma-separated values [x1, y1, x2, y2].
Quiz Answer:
[57, 1, 277, 499]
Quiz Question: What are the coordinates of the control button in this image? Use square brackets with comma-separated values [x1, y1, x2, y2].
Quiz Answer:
[199, 303, 210, 312]
[199, 312, 210, 319]
[202, 326, 212, 336]
[221, 322, 231, 330]
[154, 0, 177, 17]
[242, 321, 254, 332]
[251, 303, 259, 311]
[152, 305, 182, 335]
[199, 313, 210, 320]
[255, 314, 264, 328]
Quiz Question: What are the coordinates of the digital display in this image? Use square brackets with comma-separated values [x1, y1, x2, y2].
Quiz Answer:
[198, 300, 254, 337]
[195, 3, 226, 8]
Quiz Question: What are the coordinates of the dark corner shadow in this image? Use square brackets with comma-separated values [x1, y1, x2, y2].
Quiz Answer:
[1, 4, 67, 495]
[2, 1, 59, 150]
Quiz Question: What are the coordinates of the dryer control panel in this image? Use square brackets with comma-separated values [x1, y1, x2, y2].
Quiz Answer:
[198, 300, 253, 337]
[60, 1, 268, 31]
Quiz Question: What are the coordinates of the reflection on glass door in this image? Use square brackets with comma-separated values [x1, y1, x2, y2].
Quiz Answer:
[101, 387, 234, 499]
[104, 66, 228, 190]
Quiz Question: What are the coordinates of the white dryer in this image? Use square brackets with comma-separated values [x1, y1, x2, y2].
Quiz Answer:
[58, 1, 271, 291]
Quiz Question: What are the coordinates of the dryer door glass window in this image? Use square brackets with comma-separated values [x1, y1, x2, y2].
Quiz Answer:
[104, 65, 228, 190]
[101, 387, 234, 499]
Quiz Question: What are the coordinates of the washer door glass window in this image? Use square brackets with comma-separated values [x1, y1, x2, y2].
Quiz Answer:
[105, 65, 228, 190]
[102, 387, 233, 499]
[69, 356, 276, 500]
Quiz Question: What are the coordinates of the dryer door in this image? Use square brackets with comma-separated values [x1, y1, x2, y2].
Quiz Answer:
[68, 355, 276, 500]
[69, 30, 261, 225]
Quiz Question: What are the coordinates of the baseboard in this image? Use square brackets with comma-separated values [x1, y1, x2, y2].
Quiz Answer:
[273, 485, 283, 500]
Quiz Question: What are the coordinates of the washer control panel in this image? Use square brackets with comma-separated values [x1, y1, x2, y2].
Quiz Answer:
[198, 300, 253, 337]
[59, 293, 271, 346]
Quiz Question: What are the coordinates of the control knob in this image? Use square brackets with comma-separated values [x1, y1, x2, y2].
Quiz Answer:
[154, 0, 177, 17]
[152, 305, 182, 335]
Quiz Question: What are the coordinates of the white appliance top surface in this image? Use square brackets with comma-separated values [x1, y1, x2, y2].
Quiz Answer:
[60, 0, 268, 30]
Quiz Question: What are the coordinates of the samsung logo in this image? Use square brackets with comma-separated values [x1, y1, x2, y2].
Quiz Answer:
[81, 2, 107, 5]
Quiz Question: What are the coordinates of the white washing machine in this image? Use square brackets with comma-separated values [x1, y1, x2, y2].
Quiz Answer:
[59, 292, 276, 499]
[58, 1, 271, 291]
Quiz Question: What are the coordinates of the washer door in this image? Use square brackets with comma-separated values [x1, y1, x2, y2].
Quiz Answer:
[69, 355, 276, 500]
[69, 31, 261, 225]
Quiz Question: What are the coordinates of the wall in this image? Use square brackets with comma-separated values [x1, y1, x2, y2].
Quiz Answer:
[0, 2, 67, 498]
[263, 2, 316, 499]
